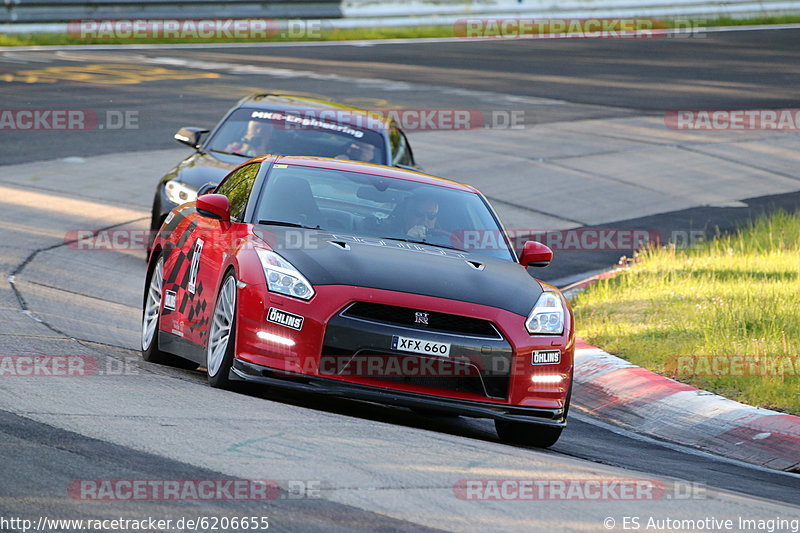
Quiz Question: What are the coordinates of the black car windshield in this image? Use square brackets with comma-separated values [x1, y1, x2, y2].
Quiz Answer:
[206, 108, 387, 164]
[254, 164, 515, 261]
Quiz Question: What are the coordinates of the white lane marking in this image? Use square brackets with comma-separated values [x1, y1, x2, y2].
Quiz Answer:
[1, 22, 799, 53]
[1, 52, 53, 63]
[570, 409, 800, 479]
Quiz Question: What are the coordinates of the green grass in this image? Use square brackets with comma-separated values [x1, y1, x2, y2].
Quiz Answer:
[0, 24, 456, 47]
[2, 14, 800, 47]
[571, 211, 800, 415]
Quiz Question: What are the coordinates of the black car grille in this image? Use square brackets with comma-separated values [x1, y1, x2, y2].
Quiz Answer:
[341, 302, 501, 338]
[319, 347, 509, 399]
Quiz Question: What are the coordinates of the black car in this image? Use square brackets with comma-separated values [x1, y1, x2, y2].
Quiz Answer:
[150, 94, 418, 243]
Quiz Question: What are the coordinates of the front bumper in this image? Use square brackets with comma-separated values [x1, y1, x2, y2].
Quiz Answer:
[236, 284, 573, 412]
[231, 358, 567, 426]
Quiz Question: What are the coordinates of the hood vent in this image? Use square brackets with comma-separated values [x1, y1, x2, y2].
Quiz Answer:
[466, 260, 485, 271]
[328, 240, 351, 250]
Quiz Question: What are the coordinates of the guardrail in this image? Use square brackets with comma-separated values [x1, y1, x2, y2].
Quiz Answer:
[2, 0, 799, 27]
[1, 0, 342, 23]
[343, 0, 800, 20]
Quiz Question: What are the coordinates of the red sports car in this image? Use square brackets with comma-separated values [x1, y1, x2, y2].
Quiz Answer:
[142, 155, 574, 447]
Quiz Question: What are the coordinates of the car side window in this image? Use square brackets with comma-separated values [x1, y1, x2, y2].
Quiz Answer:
[215, 163, 260, 221]
[390, 127, 413, 166]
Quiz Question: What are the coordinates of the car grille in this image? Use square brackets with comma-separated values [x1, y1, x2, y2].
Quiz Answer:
[341, 302, 501, 338]
[319, 347, 508, 399]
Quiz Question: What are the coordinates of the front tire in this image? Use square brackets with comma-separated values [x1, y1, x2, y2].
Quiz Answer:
[141, 254, 197, 369]
[495, 420, 563, 448]
[206, 271, 238, 389]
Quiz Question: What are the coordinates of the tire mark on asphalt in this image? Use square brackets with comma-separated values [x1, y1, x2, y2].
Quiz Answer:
[7, 216, 147, 343]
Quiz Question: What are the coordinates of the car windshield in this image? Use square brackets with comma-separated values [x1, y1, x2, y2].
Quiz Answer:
[253, 164, 515, 261]
[206, 108, 387, 164]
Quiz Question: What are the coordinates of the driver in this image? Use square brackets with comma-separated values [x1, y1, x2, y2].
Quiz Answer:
[404, 195, 439, 240]
[225, 119, 272, 156]
[337, 140, 378, 163]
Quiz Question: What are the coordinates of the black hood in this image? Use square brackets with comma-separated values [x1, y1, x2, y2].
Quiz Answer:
[168, 151, 241, 189]
[258, 227, 542, 317]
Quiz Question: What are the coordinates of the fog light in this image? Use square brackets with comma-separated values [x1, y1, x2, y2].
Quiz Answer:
[257, 331, 296, 347]
[530, 375, 564, 384]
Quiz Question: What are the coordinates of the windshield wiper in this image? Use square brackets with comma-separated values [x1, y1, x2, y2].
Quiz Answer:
[209, 149, 250, 158]
[258, 220, 322, 230]
[380, 236, 461, 251]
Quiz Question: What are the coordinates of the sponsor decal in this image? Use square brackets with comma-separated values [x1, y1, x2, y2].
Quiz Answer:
[164, 212, 175, 225]
[267, 307, 304, 331]
[171, 319, 184, 337]
[187, 238, 204, 294]
[532, 350, 561, 365]
[250, 110, 365, 138]
[164, 290, 177, 311]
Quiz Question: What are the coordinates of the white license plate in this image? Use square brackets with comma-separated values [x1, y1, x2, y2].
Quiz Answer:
[391, 335, 451, 357]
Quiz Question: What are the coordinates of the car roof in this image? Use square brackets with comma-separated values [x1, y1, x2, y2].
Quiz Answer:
[249, 154, 479, 193]
[235, 94, 393, 132]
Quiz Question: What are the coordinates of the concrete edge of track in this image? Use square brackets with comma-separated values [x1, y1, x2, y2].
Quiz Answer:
[563, 274, 800, 474]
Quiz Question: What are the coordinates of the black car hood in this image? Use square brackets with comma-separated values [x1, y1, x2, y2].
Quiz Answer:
[258, 227, 542, 317]
[169, 151, 242, 189]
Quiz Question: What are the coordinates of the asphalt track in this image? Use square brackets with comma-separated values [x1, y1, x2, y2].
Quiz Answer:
[1, 28, 799, 532]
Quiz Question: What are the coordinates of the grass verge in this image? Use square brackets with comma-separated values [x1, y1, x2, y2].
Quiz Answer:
[1, 15, 800, 47]
[571, 211, 800, 415]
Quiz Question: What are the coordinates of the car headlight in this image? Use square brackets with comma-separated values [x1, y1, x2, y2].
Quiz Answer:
[525, 292, 564, 335]
[255, 249, 314, 300]
[165, 180, 198, 205]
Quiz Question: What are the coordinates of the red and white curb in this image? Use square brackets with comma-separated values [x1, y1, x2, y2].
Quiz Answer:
[559, 267, 626, 296]
[561, 271, 799, 473]
[571, 338, 800, 473]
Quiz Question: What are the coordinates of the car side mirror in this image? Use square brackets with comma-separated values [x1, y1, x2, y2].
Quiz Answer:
[174, 127, 210, 150]
[196, 194, 230, 223]
[197, 182, 217, 197]
[519, 240, 553, 267]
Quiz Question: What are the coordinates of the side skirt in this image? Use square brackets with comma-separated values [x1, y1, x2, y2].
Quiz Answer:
[159, 331, 206, 365]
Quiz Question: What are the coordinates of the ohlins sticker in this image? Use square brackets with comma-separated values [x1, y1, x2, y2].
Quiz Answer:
[532, 350, 561, 365]
[187, 238, 204, 294]
[267, 307, 304, 331]
[164, 290, 177, 310]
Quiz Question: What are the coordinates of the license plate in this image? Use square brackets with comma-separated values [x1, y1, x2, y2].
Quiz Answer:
[391, 335, 451, 357]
